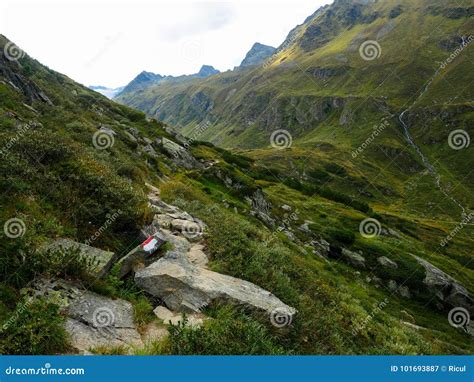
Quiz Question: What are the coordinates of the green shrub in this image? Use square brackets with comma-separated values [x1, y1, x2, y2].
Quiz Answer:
[167, 308, 286, 355]
[0, 299, 68, 355]
[324, 163, 347, 177]
[324, 227, 356, 246]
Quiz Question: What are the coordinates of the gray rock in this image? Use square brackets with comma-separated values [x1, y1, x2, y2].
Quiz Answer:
[298, 222, 311, 234]
[99, 125, 116, 136]
[27, 279, 143, 353]
[247, 189, 275, 228]
[387, 279, 398, 292]
[43, 239, 114, 277]
[282, 230, 296, 241]
[387, 280, 411, 298]
[377, 256, 398, 269]
[153, 305, 206, 327]
[341, 248, 366, 268]
[158, 137, 202, 170]
[143, 144, 158, 157]
[124, 131, 138, 142]
[281, 204, 292, 212]
[187, 243, 209, 268]
[412, 255, 473, 314]
[381, 228, 402, 239]
[398, 285, 411, 299]
[135, 254, 295, 318]
[311, 239, 331, 258]
[118, 233, 166, 278]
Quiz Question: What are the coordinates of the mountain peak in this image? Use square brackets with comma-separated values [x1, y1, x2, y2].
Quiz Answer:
[239, 42, 276, 67]
[196, 65, 220, 78]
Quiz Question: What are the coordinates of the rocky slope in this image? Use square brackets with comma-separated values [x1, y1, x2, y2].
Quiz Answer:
[238, 42, 276, 68]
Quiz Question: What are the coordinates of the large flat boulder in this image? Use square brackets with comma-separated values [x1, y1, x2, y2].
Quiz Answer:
[135, 255, 295, 320]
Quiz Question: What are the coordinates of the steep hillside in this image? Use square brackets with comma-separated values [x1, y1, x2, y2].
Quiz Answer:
[0, 28, 473, 357]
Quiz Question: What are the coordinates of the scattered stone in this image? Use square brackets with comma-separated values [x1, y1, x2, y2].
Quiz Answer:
[387, 280, 398, 292]
[283, 230, 296, 241]
[298, 222, 311, 234]
[381, 228, 402, 239]
[311, 239, 331, 258]
[341, 248, 365, 268]
[377, 256, 398, 269]
[398, 285, 411, 299]
[281, 204, 292, 212]
[99, 125, 116, 136]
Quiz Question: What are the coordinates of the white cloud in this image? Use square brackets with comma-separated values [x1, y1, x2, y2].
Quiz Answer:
[0, 0, 332, 87]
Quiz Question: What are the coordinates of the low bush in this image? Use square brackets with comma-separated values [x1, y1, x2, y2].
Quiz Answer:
[0, 298, 68, 355]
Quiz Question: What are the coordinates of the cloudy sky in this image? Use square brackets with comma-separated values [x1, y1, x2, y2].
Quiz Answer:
[0, 0, 332, 88]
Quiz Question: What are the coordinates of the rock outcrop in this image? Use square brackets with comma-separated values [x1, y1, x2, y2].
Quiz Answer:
[412, 255, 473, 314]
[157, 137, 203, 169]
[26, 279, 143, 353]
[43, 239, 115, 277]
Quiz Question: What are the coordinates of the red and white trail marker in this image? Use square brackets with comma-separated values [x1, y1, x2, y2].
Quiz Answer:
[141, 236, 160, 254]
